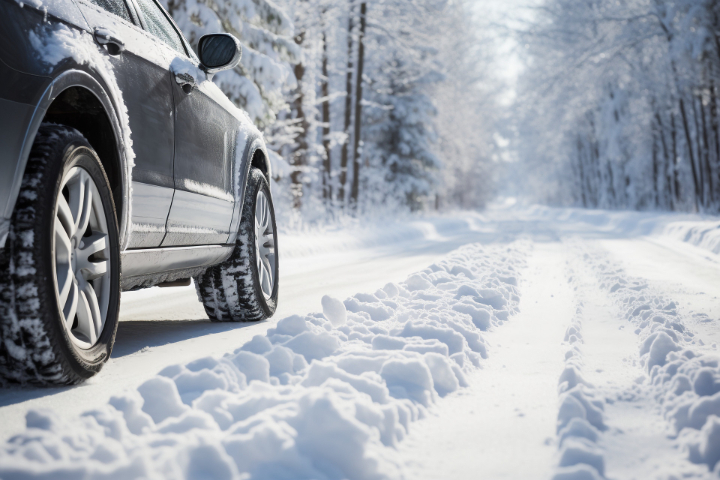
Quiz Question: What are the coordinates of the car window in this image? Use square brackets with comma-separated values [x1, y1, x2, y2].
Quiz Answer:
[134, 0, 186, 55]
[87, 0, 132, 22]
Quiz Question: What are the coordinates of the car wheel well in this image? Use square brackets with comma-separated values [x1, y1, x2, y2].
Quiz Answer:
[251, 150, 270, 183]
[42, 86, 123, 223]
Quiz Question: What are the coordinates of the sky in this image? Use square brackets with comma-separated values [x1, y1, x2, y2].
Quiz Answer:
[468, 0, 540, 105]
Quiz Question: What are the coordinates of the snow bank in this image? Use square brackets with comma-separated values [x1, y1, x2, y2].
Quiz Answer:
[661, 221, 720, 255]
[0, 241, 528, 479]
[523, 205, 720, 257]
[278, 213, 487, 259]
[576, 242, 720, 474]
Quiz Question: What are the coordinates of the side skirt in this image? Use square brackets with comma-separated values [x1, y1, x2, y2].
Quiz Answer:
[121, 244, 233, 291]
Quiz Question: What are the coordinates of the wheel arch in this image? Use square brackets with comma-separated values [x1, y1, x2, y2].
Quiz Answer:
[226, 134, 272, 245]
[250, 146, 272, 185]
[13, 69, 132, 250]
[44, 86, 124, 232]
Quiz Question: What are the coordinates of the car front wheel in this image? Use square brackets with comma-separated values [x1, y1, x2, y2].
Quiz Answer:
[0, 124, 121, 385]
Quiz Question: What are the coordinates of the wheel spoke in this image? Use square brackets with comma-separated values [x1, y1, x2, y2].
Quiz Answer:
[63, 279, 79, 327]
[261, 256, 273, 291]
[54, 219, 72, 258]
[67, 173, 85, 235]
[82, 280, 103, 340]
[262, 231, 274, 250]
[260, 196, 269, 229]
[263, 196, 268, 226]
[77, 233, 108, 281]
[56, 194, 75, 239]
[75, 173, 93, 238]
[79, 232, 107, 256]
[260, 262, 272, 296]
[76, 279, 101, 344]
[258, 261, 267, 295]
[258, 253, 265, 280]
[81, 258, 108, 281]
[57, 263, 73, 308]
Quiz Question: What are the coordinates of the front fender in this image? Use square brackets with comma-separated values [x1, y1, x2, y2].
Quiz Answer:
[1, 69, 132, 250]
[226, 133, 270, 245]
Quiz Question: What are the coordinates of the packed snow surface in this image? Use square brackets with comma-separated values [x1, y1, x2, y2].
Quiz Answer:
[1, 205, 719, 479]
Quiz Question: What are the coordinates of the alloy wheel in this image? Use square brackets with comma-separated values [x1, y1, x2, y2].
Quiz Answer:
[254, 190, 276, 299]
[53, 166, 112, 348]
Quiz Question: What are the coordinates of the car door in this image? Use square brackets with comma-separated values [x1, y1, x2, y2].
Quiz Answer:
[129, 0, 236, 247]
[163, 73, 238, 246]
[74, 0, 176, 249]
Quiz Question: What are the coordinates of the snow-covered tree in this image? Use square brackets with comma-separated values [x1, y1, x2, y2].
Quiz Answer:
[163, 0, 301, 128]
[432, 1, 501, 210]
[362, 41, 443, 211]
[515, 0, 720, 213]
[165, 0, 503, 220]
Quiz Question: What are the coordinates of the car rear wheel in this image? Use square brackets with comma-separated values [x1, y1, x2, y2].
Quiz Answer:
[195, 168, 279, 322]
[0, 124, 121, 385]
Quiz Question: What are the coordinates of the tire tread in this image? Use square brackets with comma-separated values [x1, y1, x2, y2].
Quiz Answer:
[195, 169, 278, 322]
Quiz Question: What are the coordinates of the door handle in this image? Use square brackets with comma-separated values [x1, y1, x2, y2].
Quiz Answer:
[94, 28, 125, 55]
[174, 72, 196, 94]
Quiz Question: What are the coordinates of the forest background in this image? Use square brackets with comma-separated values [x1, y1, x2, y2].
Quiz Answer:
[160, 0, 720, 224]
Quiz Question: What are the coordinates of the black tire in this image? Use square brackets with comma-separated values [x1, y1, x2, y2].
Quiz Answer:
[0, 124, 121, 385]
[195, 168, 279, 322]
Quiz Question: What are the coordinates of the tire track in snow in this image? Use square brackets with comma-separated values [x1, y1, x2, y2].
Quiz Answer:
[550, 247, 645, 480]
[397, 241, 572, 479]
[569, 240, 716, 478]
[598, 237, 720, 352]
[552, 299, 608, 480]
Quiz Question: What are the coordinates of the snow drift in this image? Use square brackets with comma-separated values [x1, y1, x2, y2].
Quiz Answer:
[0, 241, 527, 479]
[525, 205, 720, 257]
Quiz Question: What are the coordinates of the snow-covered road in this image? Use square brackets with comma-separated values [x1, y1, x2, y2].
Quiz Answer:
[0, 215, 491, 440]
[1, 206, 719, 479]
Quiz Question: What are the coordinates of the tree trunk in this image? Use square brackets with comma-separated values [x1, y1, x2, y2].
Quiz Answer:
[671, 113, 680, 209]
[679, 97, 701, 210]
[337, 3, 354, 206]
[652, 124, 660, 208]
[699, 95, 713, 206]
[349, 1, 366, 209]
[654, 111, 671, 208]
[606, 158, 616, 207]
[576, 136, 588, 207]
[290, 31, 308, 210]
[654, 15, 687, 210]
[690, 95, 705, 206]
[711, 9, 720, 208]
[710, 77, 720, 208]
[589, 114, 600, 207]
[321, 29, 332, 203]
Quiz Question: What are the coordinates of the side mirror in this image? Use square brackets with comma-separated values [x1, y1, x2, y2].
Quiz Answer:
[198, 33, 242, 76]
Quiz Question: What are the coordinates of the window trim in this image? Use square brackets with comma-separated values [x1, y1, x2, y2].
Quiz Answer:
[78, 0, 138, 26]
[127, 0, 191, 58]
[122, 0, 142, 25]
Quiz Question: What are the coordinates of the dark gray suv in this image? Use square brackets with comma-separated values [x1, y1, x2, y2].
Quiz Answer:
[0, 0, 279, 384]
